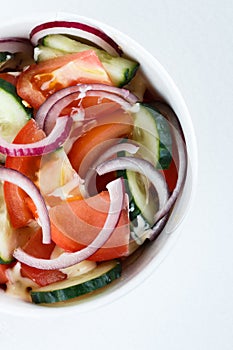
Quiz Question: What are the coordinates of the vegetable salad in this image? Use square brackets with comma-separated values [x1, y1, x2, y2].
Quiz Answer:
[0, 20, 186, 304]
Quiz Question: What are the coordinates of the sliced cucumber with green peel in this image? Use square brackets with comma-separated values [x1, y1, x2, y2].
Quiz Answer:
[131, 103, 172, 169]
[30, 260, 122, 304]
[37, 34, 139, 87]
[119, 103, 172, 226]
[0, 78, 31, 143]
[118, 168, 158, 225]
[0, 183, 16, 264]
[126, 169, 159, 226]
[35, 45, 64, 61]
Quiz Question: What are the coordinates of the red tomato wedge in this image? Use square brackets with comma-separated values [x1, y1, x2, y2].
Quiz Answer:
[50, 191, 130, 261]
[68, 110, 133, 192]
[162, 158, 178, 192]
[17, 50, 112, 109]
[21, 228, 55, 259]
[20, 228, 67, 287]
[68, 110, 133, 177]
[4, 119, 45, 228]
[79, 96, 110, 109]
[0, 264, 10, 284]
[0, 73, 18, 85]
[161, 128, 179, 192]
[25, 197, 39, 219]
[21, 264, 66, 287]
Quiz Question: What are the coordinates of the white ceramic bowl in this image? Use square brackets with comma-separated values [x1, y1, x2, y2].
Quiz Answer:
[0, 12, 198, 317]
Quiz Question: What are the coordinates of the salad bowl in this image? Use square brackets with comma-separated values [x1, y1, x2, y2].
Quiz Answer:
[0, 12, 197, 316]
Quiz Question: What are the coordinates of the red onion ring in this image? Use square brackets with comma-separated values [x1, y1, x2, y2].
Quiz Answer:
[0, 167, 51, 244]
[45, 91, 134, 135]
[0, 116, 72, 157]
[35, 83, 138, 133]
[96, 156, 170, 223]
[152, 102, 187, 218]
[83, 101, 121, 120]
[85, 142, 139, 194]
[0, 37, 33, 54]
[79, 83, 139, 104]
[30, 21, 122, 56]
[148, 214, 169, 241]
[13, 177, 125, 269]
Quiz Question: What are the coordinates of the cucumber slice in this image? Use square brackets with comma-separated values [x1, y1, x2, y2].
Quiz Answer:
[119, 104, 172, 225]
[0, 183, 16, 264]
[35, 45, 64, 61]
[126, 169, 159, 226]
[117, 168, 158, 225]
[37, 34, 139, 87]
[30, 260, 122, 304]
[0, 78, 31, 143]
[132, 103, 172, 169]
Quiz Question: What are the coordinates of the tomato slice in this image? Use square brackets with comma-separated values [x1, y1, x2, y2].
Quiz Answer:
[68, 109, 133, 192]
[0, 73, 18, 85]
[50, 191, 130, 261]
[21, 228, 55, 259]
[4, 119, 45, 228]
[68, 110, 133, 177]
[160, 126, 179, 192]
[0, 264, 10, 284]
[162, 158, 178, 192]
[17, 50, 112, 109]
[20, 228, 67, 287]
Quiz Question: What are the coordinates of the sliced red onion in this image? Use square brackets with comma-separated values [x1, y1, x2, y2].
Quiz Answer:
[85, 142, 139, 193]
[13, 177, 125, 270]
[0, 37, 33, 54]
[35, 83, 138, 133]
[35, 85, 85, 130]
[96, 156, 170, 223]
[44, 91, 134, 135]
[0, 167, 51, 244]
[30, 21, 122, 56]
[91, 142, 139, 167]
[152, 102, 187, 219]
[130, 213, 169, 246]
[78, 83, 139, 104]
[149, 214, 169, 241]
[83, 101, 120, 120]
[0, 116, 72, 157]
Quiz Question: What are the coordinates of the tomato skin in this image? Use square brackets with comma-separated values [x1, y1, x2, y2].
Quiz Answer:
[162, 158, 178, 192]
[17, 50, 112, 109]
[50, 191, 130, 261]
[68, 111, 133, 177]
[20, 228, 67, 287]
[21, 228, 55, 259]
[68, 110, 133, 192]
[25, 197, 39, 219]
[21, 265, 66, 287]
[0, 264, 10, 284]
[0, 73, 18, 85]
[4, 119, 45, 228]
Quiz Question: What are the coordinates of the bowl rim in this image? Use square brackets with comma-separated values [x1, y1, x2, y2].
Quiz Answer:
[0, 11, 198, 317]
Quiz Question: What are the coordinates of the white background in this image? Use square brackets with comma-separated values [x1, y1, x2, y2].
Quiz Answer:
[0, 0, 232, 349]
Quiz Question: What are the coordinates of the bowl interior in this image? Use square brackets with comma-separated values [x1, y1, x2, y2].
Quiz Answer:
[0, 13, 197, 316]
